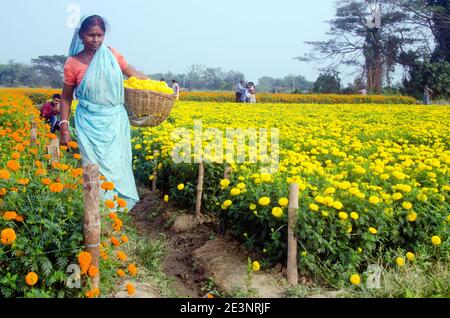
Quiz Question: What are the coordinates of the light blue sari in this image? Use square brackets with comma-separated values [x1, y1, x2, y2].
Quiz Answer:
[72, 44, 139, 210]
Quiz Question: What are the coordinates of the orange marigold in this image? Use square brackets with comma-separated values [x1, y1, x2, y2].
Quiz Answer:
[105, 200, 115, 209]
[109, 212, 118, 220]
[117, 198, 127, 208]
[71, 168, 83, 178]
[128, 264, 138, 276]
[0, 170, 11, 180]
[11, 152, 20, 160]
[18, 178, 30, 185]
[88, 265, 99, 278]
[49, 183, 64, 193]
[100, 175, 106, 181]
[25, 272, 38, 286]
[3, 211, 17, 220]
[73, 153, 81, 160]
[60, 146, 68, 152]
[111, 236, 121, 247]
[85, 287, 100, 298]
[126, 283, 136, 296]
[7, 160, 20, 171]
[35, 169, 46, 176]
[15, 215, 24, 222]
[121, 235, 129, 243]
[0, 188, 7, 196]
[42, 178, 52, 185]
[78, 251, 92, 274]
[1, 228, 17, 245]
[116, 251, 127, 261]
[68, 141, 78, 149]
[35, 160, 42, 168]
[101, 182, 115, 191]
[117, 269, 126, 277]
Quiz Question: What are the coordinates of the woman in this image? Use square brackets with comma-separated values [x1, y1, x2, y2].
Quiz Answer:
[60, 15, 146, 210]
[248, 82, 257, 103]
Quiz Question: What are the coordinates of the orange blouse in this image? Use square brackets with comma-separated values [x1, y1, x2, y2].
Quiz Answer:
[63, 47, 128, 87]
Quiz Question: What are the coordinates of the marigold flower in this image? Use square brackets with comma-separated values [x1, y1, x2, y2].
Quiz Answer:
[18, 178, 29, 185]
[431, 236, 442, 246]
[278, 197, 289, 207]
[105, 200, 115, 209]
[117, 251, 127, 261]
[7, 160, 20, 171]
[126, 283, 136, 295]
[71, 168, 83, 178]
[3, 211, 17, 221]
[252, 261, 260, 272]
[350, 212, 359, 220]
[109, 212, 118, 220]
[101, 181, 115, 191]
[0, 188, 6, 196]
[258, 197, 270, 206]
[309, 203, 319, 212]
[117, 198, 127, 208]
[25, 272, 38, 286]
[220, 179, 230, 188]
[177, 183, 185, 191]
[78, 251, 92, 273]
[338, 212, 348, 220]
[11, 152, 20, 160]
[406, 212, 417, 222]
[1, 228, 16, 245]
[121, 235, 129, 243]
[85, 287, 100, 298]
[368, 227, 378, 235]
[42, 178, 52, 185]
[128, 264, 138, 276]
[222, 200, 232, 208]
[68, 141, 78, 149]
[117, 269, 126, 277]
[406, 252, 415, 262]
[164, 195, 169, 202]
[49, 183, 64, 193]
[369, 196, 380, 205]
[271, 207, 283, 218]
[350, 274, 361, 285]
[230, 188, 241, 196]
[35, 169, 46, 176]
[88, 265, 99, 278]
[396, 257, 405, 267]
[111, 236, 121, 247]
[73, 153, 81, 160]
[0, 169, 11, 180]
[15, 215, 24, 222]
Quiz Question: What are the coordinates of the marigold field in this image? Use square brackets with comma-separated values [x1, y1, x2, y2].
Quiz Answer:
[1, 88, 449, 296]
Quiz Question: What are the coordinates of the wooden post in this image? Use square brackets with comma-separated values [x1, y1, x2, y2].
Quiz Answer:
[287, 183, 299, 286]
[30, 120, 37, 146]
[46, 137, 60, 164]
[195, 161, 204, 219]
[151, 170, 157, 192]
[83, 164, 101, 288]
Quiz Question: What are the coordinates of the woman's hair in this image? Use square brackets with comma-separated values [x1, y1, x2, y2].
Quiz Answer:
[79, 15, 107, 37]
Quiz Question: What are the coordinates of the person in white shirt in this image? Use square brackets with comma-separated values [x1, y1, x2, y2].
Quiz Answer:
[172, 80, 180, 100]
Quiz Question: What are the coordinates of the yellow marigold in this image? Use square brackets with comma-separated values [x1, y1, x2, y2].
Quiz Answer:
[25, 272, 38, 286]
[252, 261, 260, 272]
[402, 201, 413, 210]
[222, 200, 232, 208]
[101, 181, 115, 191]
[369, 227, 378, 235]
[333, 201, 343, 210]
[164, 195, 169, 203]
[350, 274, 361, 285]
[407, 212, 417, 222]
[260, 173, 272, 182]
[249, 203, 256, 210]
[338, 212, 348, 220]
[3, 211, 17, 221]
[49, 183, 64, 193]
[230, 188, 241, 196]
[350, 212, 359, 220]
[396, 257, 405, 267]
[406, 252, 415, 262]
[88, 265, 99, 278]
[117, 198, 127, 208]
[278, 198, 289, 207]
[258, 197, 270, 206]
[392, 193, 403, 201]
[0, 169, 11, 180]
[309, 203, 319, 212]
[128, 264, 138, 276]
[7, 160, 20, 171]
[117, 269, 126, 277]
[177, 183, 185, 191]
[431, 236, 442, 246]
[126, 283, 136, 295]
[271, 207, 283, 218]
[105, 200, 115, 209]
[1, 228, 16, 245]
[369, 196, 380, 205]
[220, 179, 230, 188]
[117, 251, 127, 261]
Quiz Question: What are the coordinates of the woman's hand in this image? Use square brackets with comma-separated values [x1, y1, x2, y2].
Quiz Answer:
[60, 129, 72, 146]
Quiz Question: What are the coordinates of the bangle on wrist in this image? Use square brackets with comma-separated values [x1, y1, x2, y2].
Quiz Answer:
[59, 120, 70, 127]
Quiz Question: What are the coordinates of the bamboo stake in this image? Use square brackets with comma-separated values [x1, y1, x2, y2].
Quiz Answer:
[287, 183, 299, 286]
[30, 120, 37, 146]
[82, 164, 101, 288]
[195, 161, 204, 219]
[151, 170, 157, 192]
[46, 137, 60, 164]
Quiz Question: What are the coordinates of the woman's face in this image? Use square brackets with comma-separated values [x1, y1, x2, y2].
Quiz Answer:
[81, 25, 105, 51]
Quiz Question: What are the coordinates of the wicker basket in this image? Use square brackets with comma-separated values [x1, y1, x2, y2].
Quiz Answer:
[124, 87, 176, 127]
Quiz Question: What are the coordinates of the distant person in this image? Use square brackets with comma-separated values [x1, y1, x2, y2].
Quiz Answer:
[358, 87, 367, 95]
[236, 80, 245, 103]
[40, 94, 61, 133]
[423, 85, 433, 105]
[248, 82, 257, 103]
[241, 83, 251, 103]
[172, 80, 180, 100]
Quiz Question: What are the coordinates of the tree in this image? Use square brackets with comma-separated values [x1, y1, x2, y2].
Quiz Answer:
[298, 0, 416, 93]
[401, 60, 450, 98]
[31, 55, 67, 88]
[0, 61, 39, 87]
[313, 71, 341, 93]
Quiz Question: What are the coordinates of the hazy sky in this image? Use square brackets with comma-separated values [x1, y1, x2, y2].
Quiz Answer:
[0, 0, 337, 82]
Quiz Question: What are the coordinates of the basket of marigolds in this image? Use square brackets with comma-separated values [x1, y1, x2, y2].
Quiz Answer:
[124, 77, 177, 127]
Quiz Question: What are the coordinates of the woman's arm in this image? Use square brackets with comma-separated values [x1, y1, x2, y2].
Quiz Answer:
[60, 84, 75, 145]
[123, 65, 149, 80]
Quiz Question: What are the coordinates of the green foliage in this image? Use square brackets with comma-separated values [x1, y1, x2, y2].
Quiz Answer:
[25, 92, 51, 107]
[313, 72, 341, 94]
